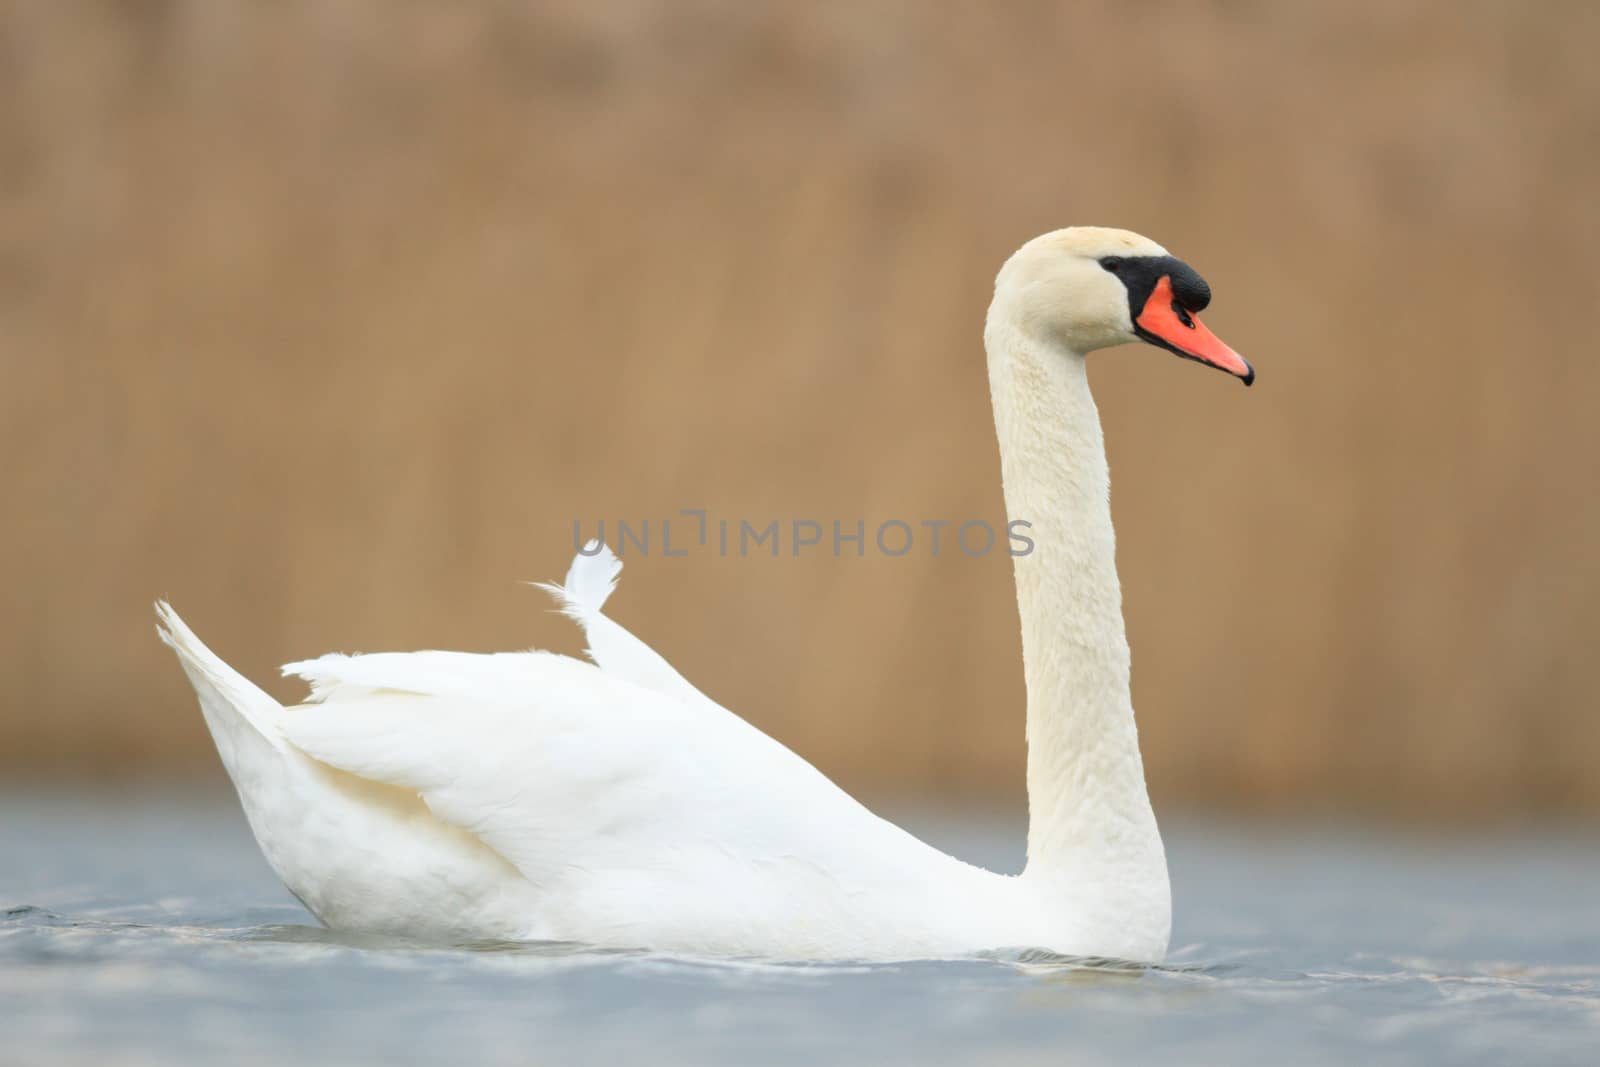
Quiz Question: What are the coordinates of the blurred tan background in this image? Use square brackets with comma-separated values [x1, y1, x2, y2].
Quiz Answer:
[4, 1, 1597, 819]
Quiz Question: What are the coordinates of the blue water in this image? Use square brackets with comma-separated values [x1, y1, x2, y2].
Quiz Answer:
[2, 786, 1597, 1065]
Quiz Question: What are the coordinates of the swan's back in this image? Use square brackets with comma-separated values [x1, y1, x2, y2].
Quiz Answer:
[281, 647, 1013, 956]
[161, 548, 1023, 958]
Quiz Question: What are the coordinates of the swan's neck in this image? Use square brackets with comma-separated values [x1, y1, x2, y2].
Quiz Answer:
[985, 318, 1168, 933]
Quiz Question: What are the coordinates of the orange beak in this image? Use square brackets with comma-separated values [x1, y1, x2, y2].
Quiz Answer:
[1134, 276, 1255, 386]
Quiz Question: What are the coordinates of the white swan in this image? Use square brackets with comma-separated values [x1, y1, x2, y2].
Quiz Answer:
[157, 227, 1253, 962]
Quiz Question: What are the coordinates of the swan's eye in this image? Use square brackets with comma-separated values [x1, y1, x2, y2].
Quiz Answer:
[1100, 257, 1123, 273]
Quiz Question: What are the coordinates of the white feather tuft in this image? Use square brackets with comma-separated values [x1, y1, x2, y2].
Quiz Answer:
[528, 542, 706, 703]
[281, 653, 360, 702]
[533, 540, 622, 621]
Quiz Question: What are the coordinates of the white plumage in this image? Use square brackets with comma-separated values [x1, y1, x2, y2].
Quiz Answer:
[159, 227, 1253, 961]
[159, 560, 1027, 959]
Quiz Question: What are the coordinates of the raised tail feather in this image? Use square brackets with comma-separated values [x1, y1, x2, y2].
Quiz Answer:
[155, 601, 289, 755]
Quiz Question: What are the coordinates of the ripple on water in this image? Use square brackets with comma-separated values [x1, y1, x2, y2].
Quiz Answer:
[3, 801, 1599, 1066]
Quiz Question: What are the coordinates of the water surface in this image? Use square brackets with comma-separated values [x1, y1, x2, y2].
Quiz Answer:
[3, 787, 1596, 1065]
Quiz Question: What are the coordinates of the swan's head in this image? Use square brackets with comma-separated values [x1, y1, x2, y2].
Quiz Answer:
[990, 227, 1254, 385]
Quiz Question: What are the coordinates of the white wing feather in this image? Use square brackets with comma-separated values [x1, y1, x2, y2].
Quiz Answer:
[276, 547, 877, 898]
[530, 540, 708, 704]
[170, 547, 1009, 956]
[539, 539, 623, 615]
[275, 652, 982, 953]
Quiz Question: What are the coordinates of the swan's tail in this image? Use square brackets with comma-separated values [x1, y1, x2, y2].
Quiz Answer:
[156, 601, 290, 758]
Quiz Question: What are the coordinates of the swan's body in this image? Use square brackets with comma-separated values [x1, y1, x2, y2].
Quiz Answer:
[159, 227, 1253, 962]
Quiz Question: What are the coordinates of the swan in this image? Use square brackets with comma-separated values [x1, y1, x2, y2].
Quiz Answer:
[157, 227, 1254, 963]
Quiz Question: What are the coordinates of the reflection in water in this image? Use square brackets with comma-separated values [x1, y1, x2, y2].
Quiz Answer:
[2, 787, 1597, 1065]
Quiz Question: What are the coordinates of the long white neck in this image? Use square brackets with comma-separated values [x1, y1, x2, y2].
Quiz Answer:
[984, 313, 1169, 952]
